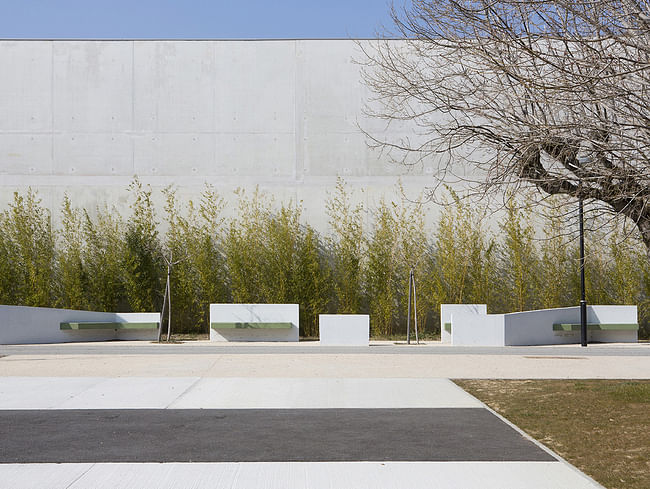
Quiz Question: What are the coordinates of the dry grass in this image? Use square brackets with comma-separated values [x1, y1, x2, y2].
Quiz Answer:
[455, 380, 650, 489]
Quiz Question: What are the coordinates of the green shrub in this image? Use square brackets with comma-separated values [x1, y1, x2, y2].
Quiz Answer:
[326, 178, 365, 313]
[122, 178, 164, 312]
[57, 195, 88, 310]
[82, 205, 125, 312]
[0, 189, 55, 307]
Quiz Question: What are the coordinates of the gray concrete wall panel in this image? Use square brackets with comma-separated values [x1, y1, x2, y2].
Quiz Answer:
[0, 40, 445, 230]
[52, 41, 133, 133]
[0, 41, 52, 132]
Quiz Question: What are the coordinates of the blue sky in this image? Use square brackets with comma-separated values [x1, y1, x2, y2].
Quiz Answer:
[1, 0, 396, 39]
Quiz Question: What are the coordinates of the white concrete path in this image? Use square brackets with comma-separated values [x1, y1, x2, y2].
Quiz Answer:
[0, 346, 615, 489]
[0, 377, 482, 409]
[0, 462, 601, 489]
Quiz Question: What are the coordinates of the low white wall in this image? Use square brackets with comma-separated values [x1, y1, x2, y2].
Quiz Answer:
[209, 304, 299, 342]
[503, 305, 638, 346]
[0, 305, 160, 344]
[319, 314, 369, 346]
[451, 312, 505, 346]
[440, 304, 487, 344]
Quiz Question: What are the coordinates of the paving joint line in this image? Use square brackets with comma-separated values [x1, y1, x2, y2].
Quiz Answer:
[165, 376, 204, 409]
[64, 463, 95, 489]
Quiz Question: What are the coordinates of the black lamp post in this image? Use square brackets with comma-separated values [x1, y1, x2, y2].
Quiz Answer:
[578, 196, 587, 347]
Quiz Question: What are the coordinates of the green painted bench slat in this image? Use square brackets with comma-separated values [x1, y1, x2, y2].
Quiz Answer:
[552, 323, 638, 332]
[211, 322, 293, 330]
[60, 322, 159, 330]
[444, 322, 452, 334]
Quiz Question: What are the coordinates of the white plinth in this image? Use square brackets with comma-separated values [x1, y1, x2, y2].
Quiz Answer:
[319, 314, 369, 346]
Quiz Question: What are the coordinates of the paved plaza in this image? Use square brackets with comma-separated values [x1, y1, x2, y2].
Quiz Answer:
[1, 341, 647, 488]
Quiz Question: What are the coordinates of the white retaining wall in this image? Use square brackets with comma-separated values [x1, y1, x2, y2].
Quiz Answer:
[451, 312, 505, 346]
[503, 305, 638, 345]
[319, 314, 369, 346]
[0, 305, 160, 344]
[209, 304, 299, 342]
[443, 304, 638, 346]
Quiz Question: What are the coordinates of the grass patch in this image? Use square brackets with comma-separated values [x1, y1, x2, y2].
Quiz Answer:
[455, 379, 650, 489]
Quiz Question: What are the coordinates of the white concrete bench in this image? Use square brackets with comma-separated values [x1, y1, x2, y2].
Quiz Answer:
[209, 304, 299, 342]
[0, 306, 160, 344]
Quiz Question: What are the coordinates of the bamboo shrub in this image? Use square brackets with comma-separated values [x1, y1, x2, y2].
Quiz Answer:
[224, 188, 272, 303]
[293, 225, 332, 336]
[193, 185, 229, 324]
[538, 203, 577, 309]
[500, 200, 539, 312]
[0, 189, 56, 307]
[57, 195, 88, 310]
[365, 200, 401, 336]
[162, 186, 203, 334]
[394, 195, 433, 333]
[326, 178, 365, 313]
[82, 206, 125, 312]
[608, 228, 643, 306]
[122, 178, 164, 312]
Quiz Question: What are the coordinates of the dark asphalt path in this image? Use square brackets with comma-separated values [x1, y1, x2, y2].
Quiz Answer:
[1, 343, 648, 356]
[0, 408, 555, 463]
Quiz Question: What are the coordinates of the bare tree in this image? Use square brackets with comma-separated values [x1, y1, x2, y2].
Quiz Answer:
[362, 1, 650, 251]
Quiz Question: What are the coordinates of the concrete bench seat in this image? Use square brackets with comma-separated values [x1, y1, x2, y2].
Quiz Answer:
[552, 323, 639, 331]
[210, 322, 293, 329]
[60, 322, 159, 330]
[209, 304, 299, 342]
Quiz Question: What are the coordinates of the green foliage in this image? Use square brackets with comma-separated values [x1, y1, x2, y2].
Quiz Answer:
[500, 199, 539, 312]
[0, 189, 55, 307]
[57, 195, 88, 310]
[82, 206, 125, 312]
[430, 190, 498, 319]
[326, 178, 365, 313]
[224, 188, 331, 335]
[365, 200, 401, 336]
[1, 179, 649, 340]
[122, 177, 164, 312]
[538, 203, 577, 309]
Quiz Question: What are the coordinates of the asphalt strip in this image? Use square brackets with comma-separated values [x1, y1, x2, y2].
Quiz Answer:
[0, 408, 555, 463]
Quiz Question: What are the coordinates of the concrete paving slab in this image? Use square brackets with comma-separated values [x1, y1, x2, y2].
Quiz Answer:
[54, 377, 200, 409]
[169, 378, 483, 409]
[2, 351, 648, 378]
[0, 463, 94, 489]
[0, 377, 101, 409]
[0, 462, 604, 489]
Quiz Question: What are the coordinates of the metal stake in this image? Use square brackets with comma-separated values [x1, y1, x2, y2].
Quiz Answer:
[407, 269, 419, 345]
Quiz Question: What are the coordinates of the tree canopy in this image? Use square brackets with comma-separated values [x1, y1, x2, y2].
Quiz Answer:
[363, 1, 650, 250]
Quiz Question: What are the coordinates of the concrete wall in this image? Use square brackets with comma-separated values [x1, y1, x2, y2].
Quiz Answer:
[440, 304, 487, 344]
[503, 305, 638, 345]
[451, 312, 505, 346]
[0, 39, 447, 231]
[319, 314, 369, 346]
[0, 305, 159, 344]
[209, 303, 299, 342]
[443, 304, 638, 346]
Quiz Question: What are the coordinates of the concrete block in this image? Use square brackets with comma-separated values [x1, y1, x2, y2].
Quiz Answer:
[318, 314, 369, 346]
[209, 304, 299, 342]
[440, 304, 487, 344]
